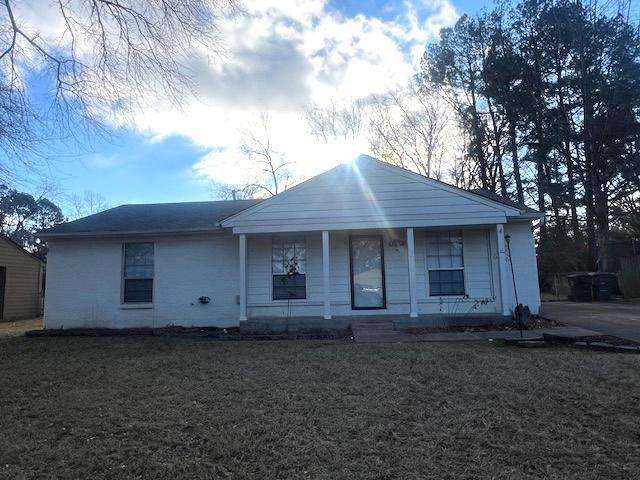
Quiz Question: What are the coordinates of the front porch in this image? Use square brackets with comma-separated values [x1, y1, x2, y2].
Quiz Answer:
[221, 155, 541, 327]
[236, 225, 517, 325]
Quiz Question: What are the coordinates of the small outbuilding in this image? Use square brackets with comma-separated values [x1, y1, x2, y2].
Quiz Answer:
[0, 235, 45, 321]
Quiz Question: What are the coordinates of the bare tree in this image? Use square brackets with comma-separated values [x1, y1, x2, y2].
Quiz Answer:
[212, 182, 263, 200]
[0, 0, 238, 180]
[236, 113, 291, 197]
[303, 85, 455, 181]
[368, 88, 452, 180]
[447, 133, 477, 190]
[68, 190, 111, 219]
[212, 113, 292, 200]
[305, 99, 364, 142]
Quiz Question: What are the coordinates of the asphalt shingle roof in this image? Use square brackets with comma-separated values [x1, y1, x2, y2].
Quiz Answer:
[39, 200, 263, 236]
[469, 188, 540, 215]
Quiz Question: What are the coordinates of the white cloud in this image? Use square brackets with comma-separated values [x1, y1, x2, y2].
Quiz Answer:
[124, 0, 460, 188]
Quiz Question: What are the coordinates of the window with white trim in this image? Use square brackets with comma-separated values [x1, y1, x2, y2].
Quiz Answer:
[272, 240, 306, 300]
[426, 230, 465, 296]
[123, 243, 154, 303]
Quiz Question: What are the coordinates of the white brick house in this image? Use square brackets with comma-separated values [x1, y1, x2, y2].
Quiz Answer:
[39, 155, 542, 331]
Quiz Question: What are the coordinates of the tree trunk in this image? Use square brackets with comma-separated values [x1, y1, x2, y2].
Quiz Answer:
[593, 160, 609, 271]
[469, 80, 490, 190]
[486, 97, 507, 196]
[565, 142, 581, 241]
[583, 149, 597, 269]
[509, 119, 525, 204]
[534, 117, 547, 241]
[578, 20, 598, 270]
[546, 163, 565, 235]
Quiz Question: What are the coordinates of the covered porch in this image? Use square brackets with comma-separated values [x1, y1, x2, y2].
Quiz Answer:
[221, 155, 541, 329]
[235, 225, 517, 327]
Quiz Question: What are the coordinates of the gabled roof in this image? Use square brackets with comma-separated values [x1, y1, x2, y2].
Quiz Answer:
[221, 155, 539, 233]
[0, 234, 45, 263]
[39, 200, 262, 237]
[39, 155, 541, 238]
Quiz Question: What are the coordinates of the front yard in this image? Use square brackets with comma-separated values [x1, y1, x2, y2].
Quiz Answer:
[1, 336, 639, 479]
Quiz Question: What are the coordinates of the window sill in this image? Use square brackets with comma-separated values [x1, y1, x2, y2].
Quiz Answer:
[120, 303, 154, 310]
[419, 297, 495, 303]
[270, 299, 310, 304]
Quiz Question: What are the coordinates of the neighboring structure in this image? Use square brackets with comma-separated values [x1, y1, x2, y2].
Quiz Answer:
[39, 155, 542, 331]
[0, 235, 45, 321]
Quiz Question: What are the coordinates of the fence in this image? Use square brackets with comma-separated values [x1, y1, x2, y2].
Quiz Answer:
[620, 257, 640, 299]
[539, 273, 572, 301]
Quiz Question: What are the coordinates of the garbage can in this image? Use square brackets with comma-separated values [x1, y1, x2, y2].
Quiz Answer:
[591, 273, 617, 301]
[567, 272, 618, 301]
[567, 274, 592, 301]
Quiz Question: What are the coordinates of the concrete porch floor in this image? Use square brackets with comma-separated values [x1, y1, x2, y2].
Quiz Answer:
[239, 313, 512, 334]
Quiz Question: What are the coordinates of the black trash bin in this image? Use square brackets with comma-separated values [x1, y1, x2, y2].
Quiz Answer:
[567, 274, 592, 301]
[592, 273, 617, 301]
[567, 272, 618, 301]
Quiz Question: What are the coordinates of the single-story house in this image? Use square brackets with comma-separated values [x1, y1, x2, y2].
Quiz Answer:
[39, 155, 542, 331]
[0, 234, 45, 321]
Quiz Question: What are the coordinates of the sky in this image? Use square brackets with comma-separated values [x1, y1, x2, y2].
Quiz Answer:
[15, 0, 494, 213]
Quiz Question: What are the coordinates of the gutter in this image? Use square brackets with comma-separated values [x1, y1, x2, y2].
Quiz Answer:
[37, 226, 229, 240]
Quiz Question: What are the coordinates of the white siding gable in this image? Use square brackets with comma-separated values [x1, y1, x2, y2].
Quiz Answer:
[223, 156, 521, 234]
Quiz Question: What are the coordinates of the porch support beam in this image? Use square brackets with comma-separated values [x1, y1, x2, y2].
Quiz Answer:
[406, 227, 418, 318]
[495, 224, 511, 316]
[239, 234, 247, 321]
[322, 230, 331, 320]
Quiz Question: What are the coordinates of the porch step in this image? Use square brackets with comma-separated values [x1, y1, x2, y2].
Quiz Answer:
[351, 318, 405, 343]
[352, 319, 395, 327]
[352, 322, 395, 330]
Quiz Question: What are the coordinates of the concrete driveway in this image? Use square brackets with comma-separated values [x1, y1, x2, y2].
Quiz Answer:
[541, 301, 640, 342]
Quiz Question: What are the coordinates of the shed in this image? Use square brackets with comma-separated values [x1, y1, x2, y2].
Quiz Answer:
[0, 235, 45, 321]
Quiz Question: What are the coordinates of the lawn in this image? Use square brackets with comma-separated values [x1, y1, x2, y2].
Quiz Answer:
[1, 336, 639, 479]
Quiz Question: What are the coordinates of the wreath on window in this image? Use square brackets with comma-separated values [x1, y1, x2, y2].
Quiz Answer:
[284, 257, 300, 277]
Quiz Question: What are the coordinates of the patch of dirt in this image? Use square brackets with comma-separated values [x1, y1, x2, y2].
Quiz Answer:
[0, 317, 42, 337]
[404, 316, 563, 335]
[26, 325, 352, 341]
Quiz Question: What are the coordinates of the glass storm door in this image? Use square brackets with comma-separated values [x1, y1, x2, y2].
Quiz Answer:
[350, 236, 386, 309]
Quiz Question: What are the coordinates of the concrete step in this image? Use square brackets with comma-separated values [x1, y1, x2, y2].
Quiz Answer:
[352, 318, 395, 324]
[352, 324, 395, 331]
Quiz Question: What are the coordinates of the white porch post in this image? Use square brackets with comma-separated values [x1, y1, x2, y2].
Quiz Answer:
[495, 224, 511, 316]
[406, 227, 418, 318]
[239, 234, 247, 321]
[322, 230, 331, 320]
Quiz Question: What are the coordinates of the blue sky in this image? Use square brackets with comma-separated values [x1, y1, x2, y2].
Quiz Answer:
[16, 0, 494, 215]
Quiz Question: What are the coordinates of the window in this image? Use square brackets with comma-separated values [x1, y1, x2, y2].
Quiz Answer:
[123, 243, 154, 303]
[272, 240, 306, 300]
[426, 231, 465, 296]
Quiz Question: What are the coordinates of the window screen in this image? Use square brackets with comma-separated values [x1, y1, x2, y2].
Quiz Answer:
[123, 243, 154, 303]
[272, 240, 306, 300]
[426, 231, 464, 296]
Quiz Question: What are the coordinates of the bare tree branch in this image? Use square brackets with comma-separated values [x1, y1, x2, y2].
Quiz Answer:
[0, 0, 239, 182]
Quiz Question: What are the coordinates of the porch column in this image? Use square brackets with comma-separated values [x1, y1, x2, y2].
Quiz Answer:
[495, 224, 511, 316]
[406, 227, 418, 318]
[239, 234, 247, 321]
[322, 230, 331, 320]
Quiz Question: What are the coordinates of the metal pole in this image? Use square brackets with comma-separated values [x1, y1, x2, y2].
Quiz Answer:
[505, 235, 523, 338]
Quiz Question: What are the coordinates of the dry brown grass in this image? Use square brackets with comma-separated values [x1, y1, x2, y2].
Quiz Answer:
[0, 317, 41, 337]
[0, 336, 639, 479]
